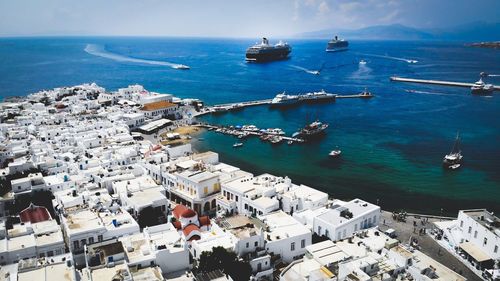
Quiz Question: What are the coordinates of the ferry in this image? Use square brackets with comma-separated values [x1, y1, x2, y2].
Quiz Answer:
[294, 120, 329, 139]
[246, 38, 291, 62]
[326, 36, 349, 52]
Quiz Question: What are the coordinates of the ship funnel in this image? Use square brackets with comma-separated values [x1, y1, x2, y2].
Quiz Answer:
[262, 37, 269, 45]
[335, 36, 338, 40]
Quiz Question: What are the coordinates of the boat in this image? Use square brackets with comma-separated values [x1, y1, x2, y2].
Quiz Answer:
[295, 120, 329, 139]
[233, 142, 243, 148]
[173, 64, 190, 70]
[287, 140, 293, 145]
[269, 136, 283, 144]
[449, 163, 461, 170]
[271, 92, 300, 107]
[329, 150, 342, 157]
[242, 125, 260, 132]
[471, 78, 494, 95]
[264, 128, 285, 135]
[246, 38, 291, 62]
[359, 60, 367, 65]
[359, 88, 374, 98]
[443, 132, 463, 168]
[326, 36, 348, 52]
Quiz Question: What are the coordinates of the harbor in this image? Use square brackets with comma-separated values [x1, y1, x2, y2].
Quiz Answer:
[194, 123, 306, 144]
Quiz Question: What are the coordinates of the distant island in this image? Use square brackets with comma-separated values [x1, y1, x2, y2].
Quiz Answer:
[298, 21, 500, 41]
[467, 41, 500, 49]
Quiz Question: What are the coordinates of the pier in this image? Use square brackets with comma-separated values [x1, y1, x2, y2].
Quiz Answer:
[390, 76, 500, 90]
[193, 92, 371, 117]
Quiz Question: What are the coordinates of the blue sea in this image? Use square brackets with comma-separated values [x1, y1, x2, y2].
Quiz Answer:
[1, 37, 499, 215]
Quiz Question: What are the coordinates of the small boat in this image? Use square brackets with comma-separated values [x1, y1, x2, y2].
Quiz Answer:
[329, 150, 342, 157]
[449, 163, 461, 170]
[359, 88, 373, 98]
[233, 143, 243, 148]
[471, 78, 494, 95]
[269, 136, 283, 144]
[174, 64, 190, 70]
[287, 140, 293, 145]
[359, 59, 367, 65]
[443, 132, 463, 168]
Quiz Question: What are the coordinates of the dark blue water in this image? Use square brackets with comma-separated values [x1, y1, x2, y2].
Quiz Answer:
[1, 37, 499, 215]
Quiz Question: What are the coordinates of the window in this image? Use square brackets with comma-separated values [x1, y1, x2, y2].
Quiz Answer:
[318, 226, 322, 236]
[98, 235, 103, 242]
[235, 195, 239, 202]
[255, 241, 258, 247]
[246, 242, 249, 248]
[204, 187, 208, 194]
[291, 242, 295, 251]
[460, 220, 464, 227]
[89, 237, 95, 244]
[468, 226, 472, 234]
[484, 238, 487, 246]
[494, 245, 498, 253]
[73, 240, 79, 249]
[474, 231, 477, 238]
[301, 239, 306, 248]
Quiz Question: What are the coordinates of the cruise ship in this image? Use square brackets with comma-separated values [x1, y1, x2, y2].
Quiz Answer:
[326, 36, 349, 52]
[246, 38, 291, 62]
[293, 120, 329, 139]
[299, 90, 336, 102]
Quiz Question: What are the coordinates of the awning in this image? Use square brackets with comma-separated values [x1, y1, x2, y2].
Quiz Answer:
[459, 242, 492, 262]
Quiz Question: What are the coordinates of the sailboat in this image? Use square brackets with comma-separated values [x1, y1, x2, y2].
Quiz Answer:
[443, 132, 463, 169]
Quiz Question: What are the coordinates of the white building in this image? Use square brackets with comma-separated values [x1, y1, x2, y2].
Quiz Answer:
[259, 211, 312, 263]
[311, 199, 380, 241]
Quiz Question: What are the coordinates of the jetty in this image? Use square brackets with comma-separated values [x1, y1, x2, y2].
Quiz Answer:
[390, 76, 500, 90]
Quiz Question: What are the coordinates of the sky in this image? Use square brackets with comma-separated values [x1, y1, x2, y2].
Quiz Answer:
[0, 0, 498, 37]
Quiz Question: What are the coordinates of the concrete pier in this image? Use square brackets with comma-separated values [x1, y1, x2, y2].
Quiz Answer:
[390, 76, 500, 90]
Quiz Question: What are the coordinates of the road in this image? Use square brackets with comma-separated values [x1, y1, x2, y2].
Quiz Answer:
[379, 211, 481, 281]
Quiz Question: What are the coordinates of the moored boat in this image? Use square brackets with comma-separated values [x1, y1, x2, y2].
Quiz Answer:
[443, 132, 463, 168]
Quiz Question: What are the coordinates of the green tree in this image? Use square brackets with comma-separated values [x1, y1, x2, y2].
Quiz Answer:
[197, 246, 251, 281]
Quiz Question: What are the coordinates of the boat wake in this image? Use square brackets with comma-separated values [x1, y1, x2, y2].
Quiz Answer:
[404, 89, 456, 96]
[84, 44, 189, 69]
[363, 53, 418, 64]
[351, 64, 373, 79]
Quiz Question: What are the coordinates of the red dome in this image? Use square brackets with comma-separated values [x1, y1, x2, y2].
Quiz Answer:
[172, 205, 188, 219]
[181, 209, 197, 218]
[183, 224, 200, 236]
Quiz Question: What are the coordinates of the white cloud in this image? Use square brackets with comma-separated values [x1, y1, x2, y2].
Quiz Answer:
[318, 1, 330, 16]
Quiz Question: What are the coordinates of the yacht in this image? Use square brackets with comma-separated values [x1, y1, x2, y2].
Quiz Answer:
[329, 150, 342, 157]
[173, 64, 190, 70]
[233, 142, 243, 148]
[443, 132, 463, 168]
[294, 120, 329, 139]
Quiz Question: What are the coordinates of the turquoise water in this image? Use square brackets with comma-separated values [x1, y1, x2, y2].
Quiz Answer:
[0, 37, 498, 214]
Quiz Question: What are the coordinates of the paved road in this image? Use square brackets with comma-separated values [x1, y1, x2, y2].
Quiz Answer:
[379, 211, 481, 281]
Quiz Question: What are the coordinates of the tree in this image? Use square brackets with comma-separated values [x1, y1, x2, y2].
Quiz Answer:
[137, 206, 164, 228]
[197, 246, 252, 281]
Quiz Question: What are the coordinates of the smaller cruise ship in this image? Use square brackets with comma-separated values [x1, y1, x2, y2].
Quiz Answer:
[326, 36, 349, 52]
[299, 90, 336, 102]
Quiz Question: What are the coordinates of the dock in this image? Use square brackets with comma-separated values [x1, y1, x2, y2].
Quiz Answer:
[390, 76, 500, 90]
